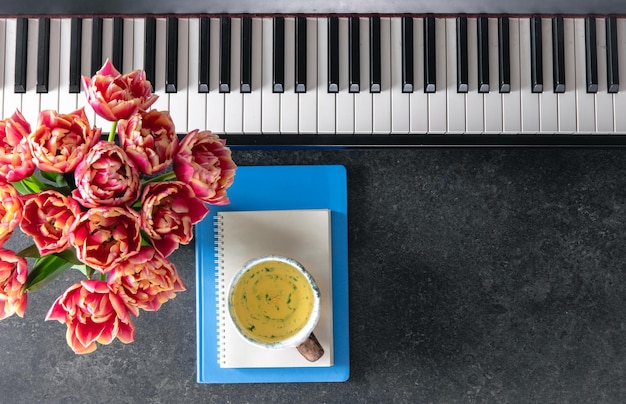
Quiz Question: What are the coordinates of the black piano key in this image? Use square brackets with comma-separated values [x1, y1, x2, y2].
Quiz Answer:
[401, 16, 414, 93]
[327, 17, 339, 93]
[112, 17, 124, 70]
[69, 18, 82, 93]
[144, 17, 156, 91]
[198, 17, 210, 93]
[498, 17, 511, 93]
[219, 17, 231, 93]
[585, 17, 598, 93]
[165, 17, 178, 93]
[240, 17, 252, 93]
[295, 17, 307, 93]
[14, 18, 28, 93]
[424, 16, 436, 93]
[456, 17, 468, 93]
[90, 17, 103, 76]
[606, 16, 619, 94]
[369, 16, 381, 93]
[272, 17, 285, 93]
[349, 17, 360, 93]
[530, 17, 543, 93]
[36, 17, 50, 93]
[477, 17, 489, 93]
[552, 17, 566, 93]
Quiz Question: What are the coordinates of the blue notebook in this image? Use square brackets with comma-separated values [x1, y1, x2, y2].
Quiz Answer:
[195, 165, 349, 383]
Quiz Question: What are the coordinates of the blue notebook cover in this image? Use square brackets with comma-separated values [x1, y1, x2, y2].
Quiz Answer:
[195, 165, 349, 383]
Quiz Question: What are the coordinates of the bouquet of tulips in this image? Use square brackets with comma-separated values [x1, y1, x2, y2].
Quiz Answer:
[0, 59, 236, 354]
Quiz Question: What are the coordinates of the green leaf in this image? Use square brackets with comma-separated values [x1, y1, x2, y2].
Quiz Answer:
[39, 170, 58, 183]
[23, 254, 73, 292]
[71, 264, 94, 279]
[11, 180, 33, 195]
[16, 244, 41, 259]
[140, 230, 154, 247]
[54, 248, 82, 266]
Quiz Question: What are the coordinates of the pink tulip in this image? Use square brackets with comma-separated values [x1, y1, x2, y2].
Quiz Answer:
[117, 110, 178, 175]
[140, 181, 209, 256]
[72, 141, 140, 208]
[69, 206, 142, 273]
[173, 130, 236, 205]
[0, 182, 23, 246]
[81, 59, 158, 121]
[0, 248, 28, 320]
[108, 246, 186, 313]
[28, 108, 101, 173]
[0, 110, 35, 182]
[45, 280, 135, 354]
[20, 190, 82, 255]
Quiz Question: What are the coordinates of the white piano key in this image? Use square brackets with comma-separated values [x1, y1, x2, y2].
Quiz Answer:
[206, 18, 225, 133]
[484, 17, 503, 133]
[81, 18, 96, 125]
[503, 18, 522, 133]
[539, 18, 558, 133]
[336, 17, 354, 134]
[0, 20, 5, 118]
[390, 18, 409, 133]
[410, 17, 428, 133]
[168, 17, 189, 133]
[465, 18, 484, 134]
[224, 18, 243, 134]
[298, 17, 317, 134]
[614, 18, 626, 133]
[132, 18, 144, 71]
[595, 19, 614, 133]
[446, 18, 465, 134]
[574, 18, 595, 132]
[187, 18, 206, 132]
[59, 18, 79, 113]
[21, 18, 40, 126]
[40, 19, 61, 114]
[372, 17, 391, 133]
[122, 19, 134, 73]
[101, 18, 113, 64]
[316, 18, 336, 134]
[261, 18, 279, 133]
[429, 18, 447, 134]
[243, 18, 263, 133]
[354, 17, 373, 134]
[557, 18, 577, 133]
[94, 17, 111, 132]
[518, 18, 539, 133]
[151, 18, 169, 113]
[3, 18, 20, 120]
[280, 18, 299, 133]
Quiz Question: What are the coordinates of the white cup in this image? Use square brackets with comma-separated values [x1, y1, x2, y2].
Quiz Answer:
[227, 255, 324, 361]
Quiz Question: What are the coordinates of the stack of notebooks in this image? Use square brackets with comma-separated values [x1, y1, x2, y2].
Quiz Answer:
[195, 165, 349, 383]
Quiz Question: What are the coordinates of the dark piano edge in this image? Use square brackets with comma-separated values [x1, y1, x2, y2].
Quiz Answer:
[4, 13, 626, 19]
[179, 134, 626, 149]
[3, 0, 626, 17]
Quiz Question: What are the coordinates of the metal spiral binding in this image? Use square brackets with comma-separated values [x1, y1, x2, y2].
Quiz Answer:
[213, 213, 227, 365]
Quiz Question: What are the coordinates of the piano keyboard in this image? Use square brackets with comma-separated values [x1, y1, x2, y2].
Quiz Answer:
[3, 16, 626, 147]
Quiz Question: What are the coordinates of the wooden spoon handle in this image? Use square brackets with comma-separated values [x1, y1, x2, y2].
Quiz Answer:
[296, 332, 325, 362]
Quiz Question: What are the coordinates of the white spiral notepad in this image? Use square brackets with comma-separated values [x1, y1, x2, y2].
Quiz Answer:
[214, 209, 334, 368]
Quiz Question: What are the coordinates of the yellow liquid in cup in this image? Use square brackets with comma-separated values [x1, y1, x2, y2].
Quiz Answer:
[230, 260, 315, 344]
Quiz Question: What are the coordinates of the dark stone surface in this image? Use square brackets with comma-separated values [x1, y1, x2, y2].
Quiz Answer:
[3, 148, 626, 403]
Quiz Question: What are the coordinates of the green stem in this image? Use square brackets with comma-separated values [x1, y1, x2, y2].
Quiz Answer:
[108, 121, 118, 143]
[142, 171, 177, 184]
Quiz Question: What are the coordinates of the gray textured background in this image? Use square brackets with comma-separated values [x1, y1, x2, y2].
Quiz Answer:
[2, 148, 626, 403]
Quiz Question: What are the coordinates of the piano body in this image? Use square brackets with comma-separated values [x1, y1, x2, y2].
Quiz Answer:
[2, 0, 626, 147]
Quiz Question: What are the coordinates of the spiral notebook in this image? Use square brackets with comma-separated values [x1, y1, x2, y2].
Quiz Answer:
[215, 209, 334, 368]
[196, 165, 349, 383]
